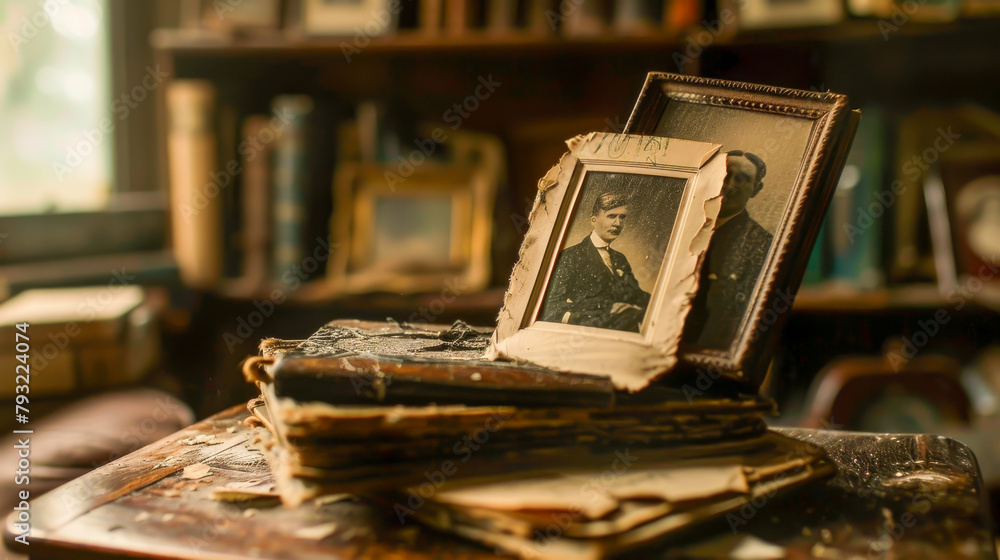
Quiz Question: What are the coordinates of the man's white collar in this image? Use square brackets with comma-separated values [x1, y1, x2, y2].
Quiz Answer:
[589, 231, 611, 249]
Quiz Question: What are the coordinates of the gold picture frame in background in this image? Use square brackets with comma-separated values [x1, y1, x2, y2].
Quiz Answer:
[195, 0, 283, 31]
[329, 134, 499, 294]
[301, 0, 396, 36]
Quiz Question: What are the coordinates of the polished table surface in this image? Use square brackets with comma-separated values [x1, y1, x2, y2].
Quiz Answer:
[8, 405, 996, 559]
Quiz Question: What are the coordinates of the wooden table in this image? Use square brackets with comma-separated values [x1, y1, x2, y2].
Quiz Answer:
[8, 405, 996, 559]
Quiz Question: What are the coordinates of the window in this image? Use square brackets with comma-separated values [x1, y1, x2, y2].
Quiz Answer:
[1, 0, 111, 215]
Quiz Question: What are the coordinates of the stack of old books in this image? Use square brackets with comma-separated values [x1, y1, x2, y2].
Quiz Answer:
[243, 72, 859, 558]
[244, 320, 832, 560]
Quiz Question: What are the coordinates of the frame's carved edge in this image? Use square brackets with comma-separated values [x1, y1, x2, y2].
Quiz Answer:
[645, 72, 847, 105]
[666, 92, 828, 118]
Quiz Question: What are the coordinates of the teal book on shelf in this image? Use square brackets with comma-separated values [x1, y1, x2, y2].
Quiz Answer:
[271, 95, 314, 281]
[802, 219, 828, 286]
[828, 106, 885, 289]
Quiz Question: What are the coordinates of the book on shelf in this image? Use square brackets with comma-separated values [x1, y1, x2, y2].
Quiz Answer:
[444, 0, 481, 33]
[218, 101, 243, 280]
[486, 0, 519, 31]
[663, 0, 702, 36]
[420, 0, 446, 31]
[612, 0, 660, 34]
[896, 0, 960, 20]
[166, 80, 223, 290]
[801, 106, 894, 291]
[846, 0, 893, 17]
[828, 106, 885, 290]
[270, 95, 314, 282]
[524, 0, 556, 33]
[238, 114, 275, 292]
[560, 0, 608, 35]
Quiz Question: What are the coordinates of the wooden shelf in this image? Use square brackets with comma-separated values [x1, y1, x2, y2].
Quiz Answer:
[793, 283, 949, 312]
[151, 28, 692, 55]
[150, 19, 997, 57]
[794, 281, 1000, 312]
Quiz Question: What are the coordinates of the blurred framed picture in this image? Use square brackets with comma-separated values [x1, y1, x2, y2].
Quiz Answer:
[301, 0, 396, 36]
[736, 0, 843, 29]
[906, 106, 1000, 301]
[198, 0, 283, 31]
[924, 120, 1000, 296]
[624, 72, 858, 388]
[487, 132, 727, 391]
[329, 161, 495, 294]
[951, 175, 1000, 276]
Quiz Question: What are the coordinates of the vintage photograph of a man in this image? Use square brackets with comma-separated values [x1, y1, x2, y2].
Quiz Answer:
[538, 171, 686, 333]
[642, 98, 816, 352]
[683, 151, 774, 348]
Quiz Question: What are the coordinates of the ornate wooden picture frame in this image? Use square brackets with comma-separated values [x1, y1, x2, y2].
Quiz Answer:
[488, 132, 727, 391]
[624, 72, 859, 388]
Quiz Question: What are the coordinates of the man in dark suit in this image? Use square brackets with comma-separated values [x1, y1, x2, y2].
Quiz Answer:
[539, 192, 650, 332]
[683, 150, 774, 349]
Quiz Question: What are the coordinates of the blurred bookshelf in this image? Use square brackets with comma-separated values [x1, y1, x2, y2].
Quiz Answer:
[150, 19, 1000, 55]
